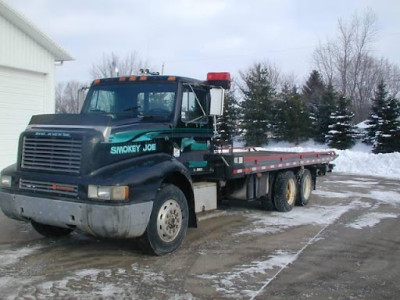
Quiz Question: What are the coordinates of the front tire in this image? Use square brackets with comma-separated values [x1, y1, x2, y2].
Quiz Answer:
[273, 171, 297, 212]
[144, 184, 189, 255]
[31, 221, 72, 238]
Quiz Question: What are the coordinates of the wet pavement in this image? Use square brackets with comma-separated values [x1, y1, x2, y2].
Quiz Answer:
[0, 173, 399, 299]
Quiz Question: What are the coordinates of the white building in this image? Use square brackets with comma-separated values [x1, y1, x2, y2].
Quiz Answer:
[0, 0, 72, 170]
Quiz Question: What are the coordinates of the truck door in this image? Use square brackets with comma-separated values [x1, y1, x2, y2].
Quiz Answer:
[177, 84, 212, 174]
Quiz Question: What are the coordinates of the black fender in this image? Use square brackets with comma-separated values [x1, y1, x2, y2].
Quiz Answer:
[90, 153, 197, 227]
[0, 164, 17, 176]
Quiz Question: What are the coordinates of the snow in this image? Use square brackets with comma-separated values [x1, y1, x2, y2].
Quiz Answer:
[35, 264, 174, 299]
[0, 246, 40, 268]
[198, 250, 298, 298]
[262, 140, 400, 180]
[346, 212, 398, 229]
[235, 200, 370, 236]
[356, 120, 370, 129]
[332, 180, 379, 187]
[369, 190, 400, 205]
[328, 130, 339, 134]
[333, 149, 400, 179]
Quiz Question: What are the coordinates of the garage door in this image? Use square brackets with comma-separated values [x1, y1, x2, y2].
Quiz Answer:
[0, 66, 46, 170]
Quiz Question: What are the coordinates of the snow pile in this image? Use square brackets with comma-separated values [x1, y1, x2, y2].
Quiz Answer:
[355, 120, 370, 130]
[262, 140, 400, 180]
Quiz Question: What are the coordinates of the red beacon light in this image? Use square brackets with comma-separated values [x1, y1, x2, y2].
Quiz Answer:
[206, 72, 231, 89]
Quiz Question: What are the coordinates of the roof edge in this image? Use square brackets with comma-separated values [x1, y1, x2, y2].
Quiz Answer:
[0, 0, 73, 61]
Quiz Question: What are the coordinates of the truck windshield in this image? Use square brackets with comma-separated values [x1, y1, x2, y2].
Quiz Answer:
[81, 82, 177, 121]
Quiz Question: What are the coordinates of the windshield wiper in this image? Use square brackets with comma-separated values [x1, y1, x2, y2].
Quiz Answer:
[90, 109, 107, 113]
[123, 105, 141, 112]
[140, 114, 155, 120]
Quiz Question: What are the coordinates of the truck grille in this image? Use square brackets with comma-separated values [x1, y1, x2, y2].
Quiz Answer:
[19, 179, 78, 197]
[21, 136, 82, 174]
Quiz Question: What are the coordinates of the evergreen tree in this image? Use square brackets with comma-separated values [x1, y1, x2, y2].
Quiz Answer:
[313, 83, 338, 143]
[302, 70, 325, 106]
[326, 96, 356, 149]
[275, 85, 312, 144]
[373, 97, 400, 153]
[216, 88, 239, 146]
[239, 63, 276, 146]
[364, 81, 388, 145]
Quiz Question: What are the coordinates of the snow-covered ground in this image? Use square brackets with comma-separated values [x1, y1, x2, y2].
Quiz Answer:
[260, 140, 400, 180]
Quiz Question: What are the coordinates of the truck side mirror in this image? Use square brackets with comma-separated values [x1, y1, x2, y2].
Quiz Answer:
[209, 88, 225, 116]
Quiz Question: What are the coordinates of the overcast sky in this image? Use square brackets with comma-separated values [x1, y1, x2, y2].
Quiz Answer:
[5, 0, 400, 85]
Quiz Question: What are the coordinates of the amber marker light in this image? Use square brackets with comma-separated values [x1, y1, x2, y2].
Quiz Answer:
[123, 186, 130, 200]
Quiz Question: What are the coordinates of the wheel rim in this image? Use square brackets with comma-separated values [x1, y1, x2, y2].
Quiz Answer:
[303, 174, 312, 200]
[286, 178, 296, 206]
[157, 199, 182, 242]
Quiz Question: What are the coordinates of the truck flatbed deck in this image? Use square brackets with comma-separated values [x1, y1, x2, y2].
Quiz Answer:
[227, 149, 337, 175]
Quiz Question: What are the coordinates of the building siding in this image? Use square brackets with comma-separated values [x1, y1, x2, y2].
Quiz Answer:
[0, 14, 55, 112]
[0, 14, 56, 169]
[0, 15, 54, 73]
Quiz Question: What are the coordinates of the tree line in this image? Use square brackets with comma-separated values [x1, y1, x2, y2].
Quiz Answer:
[218, 64, 400, 154]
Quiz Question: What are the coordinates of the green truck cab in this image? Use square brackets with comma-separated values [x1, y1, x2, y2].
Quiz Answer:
[0, 72, 230, 255]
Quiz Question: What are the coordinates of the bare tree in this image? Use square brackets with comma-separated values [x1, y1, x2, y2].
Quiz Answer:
[89, 51, 149, 79]
[280, 72, 299, 91]
[379, 59, 400, 98]
[313, 41, 336, 85]
[311, 10, 400, 122]
[55, 81, 88, 113]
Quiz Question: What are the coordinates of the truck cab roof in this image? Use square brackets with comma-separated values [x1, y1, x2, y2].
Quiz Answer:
[92, 75, 204, 86]
[92, 72, 231, 90]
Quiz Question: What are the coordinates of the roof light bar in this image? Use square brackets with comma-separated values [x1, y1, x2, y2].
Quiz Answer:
[207, 72, 231, 81]
[207, 72, 231, 89]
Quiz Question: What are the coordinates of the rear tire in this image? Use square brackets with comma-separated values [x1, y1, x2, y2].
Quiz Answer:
[296, 169, 312, 206]
[273, 171, 297, 212]
[143, 184, 188, 255]
[31, 221, 72, 238]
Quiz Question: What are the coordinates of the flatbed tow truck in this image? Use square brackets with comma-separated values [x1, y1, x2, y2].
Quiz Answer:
[0, 72, 337, 255]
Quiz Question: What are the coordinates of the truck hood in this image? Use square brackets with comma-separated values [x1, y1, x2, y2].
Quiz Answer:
[28, 113, 112, 140]
[29, 113, 112, 127]
[27, 113, 172, 143]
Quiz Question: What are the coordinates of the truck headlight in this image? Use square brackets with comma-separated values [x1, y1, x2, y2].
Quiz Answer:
[88, 185, 129, 201]
[0, 175, 12, 188]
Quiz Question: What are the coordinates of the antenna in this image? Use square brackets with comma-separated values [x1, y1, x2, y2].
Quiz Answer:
[112, 60, 119, 77]
[139, 69, 159, 76]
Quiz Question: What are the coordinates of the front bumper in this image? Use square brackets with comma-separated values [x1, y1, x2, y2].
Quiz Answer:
[0, 191, 153, 238]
